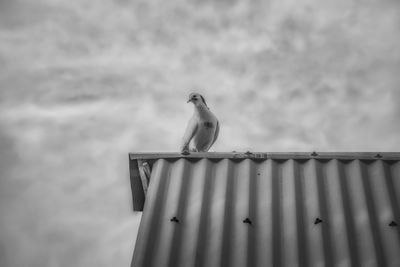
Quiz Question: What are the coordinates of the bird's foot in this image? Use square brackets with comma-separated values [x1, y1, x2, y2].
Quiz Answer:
[181, 150, 190, 155]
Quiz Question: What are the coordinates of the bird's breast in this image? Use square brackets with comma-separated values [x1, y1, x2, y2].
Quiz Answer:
[203, 121, 214, 129]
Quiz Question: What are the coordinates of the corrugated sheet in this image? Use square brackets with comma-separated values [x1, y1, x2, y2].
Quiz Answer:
[129, 153, 400, 267]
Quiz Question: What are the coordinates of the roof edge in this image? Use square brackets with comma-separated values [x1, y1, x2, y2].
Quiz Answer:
[129, 151, 400, 211]
[129, 152, 400, 160]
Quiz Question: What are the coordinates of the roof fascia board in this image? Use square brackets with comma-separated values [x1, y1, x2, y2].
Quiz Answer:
[129, 152, 400, 161]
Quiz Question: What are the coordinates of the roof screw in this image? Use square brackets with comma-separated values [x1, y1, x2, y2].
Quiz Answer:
[311, 151, 318, 157]
[314, 218, 323, 225]
[374, 153, 383, 159]
[243, 218, 252, 225]
[257, 173, 260, 176]
[389, 221, 398, 227]
[170, 217, 179, 223]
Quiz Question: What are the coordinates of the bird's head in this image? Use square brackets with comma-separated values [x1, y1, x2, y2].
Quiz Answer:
[187, 92, 208, 107]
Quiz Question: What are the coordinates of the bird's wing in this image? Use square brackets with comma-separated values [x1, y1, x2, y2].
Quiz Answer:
[209, 120, 219, 149]
[180, 118, 198, 152]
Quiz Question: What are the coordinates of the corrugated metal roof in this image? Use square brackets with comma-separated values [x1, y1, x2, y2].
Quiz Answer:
[129, 153, 400, 267]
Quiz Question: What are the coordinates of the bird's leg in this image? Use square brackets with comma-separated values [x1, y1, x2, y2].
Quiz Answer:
[180, 143, 190, 155]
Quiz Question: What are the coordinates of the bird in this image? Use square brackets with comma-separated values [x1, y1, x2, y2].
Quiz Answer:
[181, 93, 219, 153]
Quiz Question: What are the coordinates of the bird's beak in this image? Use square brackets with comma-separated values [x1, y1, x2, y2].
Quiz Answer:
[187, 98, 192, 103]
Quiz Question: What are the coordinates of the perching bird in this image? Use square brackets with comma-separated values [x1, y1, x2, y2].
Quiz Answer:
[181, 93, 219, 153]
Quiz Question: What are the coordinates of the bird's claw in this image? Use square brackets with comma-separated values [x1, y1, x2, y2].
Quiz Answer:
[181, 150, 190, 155]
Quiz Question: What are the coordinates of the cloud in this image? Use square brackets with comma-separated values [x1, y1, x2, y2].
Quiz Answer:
[1, 0, 400, 266]
[0, 100, 143, 267]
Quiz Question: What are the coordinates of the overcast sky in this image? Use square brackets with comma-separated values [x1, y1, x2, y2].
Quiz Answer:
[1, 0, 400, 266]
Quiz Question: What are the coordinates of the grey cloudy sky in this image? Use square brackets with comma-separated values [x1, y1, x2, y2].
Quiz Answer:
[0, 0, 399, 266]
